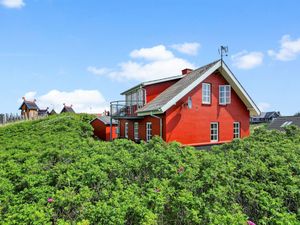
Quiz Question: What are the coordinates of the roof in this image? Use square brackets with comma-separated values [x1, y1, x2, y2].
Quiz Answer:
[121, 74, 184, 95]
[19, 100, 39, 110]
[49, 109, 57, 115]
[252, 111, 280, 119]
[38, 108, 49, 115]
[136, 60, 260, 116]
[268, 116, 300, 131]
[61, 105, 75, 113]
[91, 115, 118, 125]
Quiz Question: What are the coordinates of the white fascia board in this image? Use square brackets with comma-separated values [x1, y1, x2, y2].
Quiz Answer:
[121, 84, 143, 95]
[160, 61, 222, 113]
[221, 63, 260, 116]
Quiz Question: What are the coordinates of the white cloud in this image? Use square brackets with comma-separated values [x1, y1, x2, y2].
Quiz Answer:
[130, 45, 174, 61]
[24, 91, 37, 100]
[88, 44, 195, 81]
[22, 90, 108, 114]
[0, 0, 25, 8]
[268, 35, 300, 61]
[87, 66, 110, 76]
[171, 42, 201, 55]
[258, 102, 271, 112]
[231, 51, 264, 69]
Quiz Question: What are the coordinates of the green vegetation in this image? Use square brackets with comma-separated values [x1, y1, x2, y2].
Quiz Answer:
[0, 114, 299, 224]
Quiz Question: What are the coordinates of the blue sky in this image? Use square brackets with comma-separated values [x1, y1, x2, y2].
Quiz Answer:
[0, 0, 299, 115]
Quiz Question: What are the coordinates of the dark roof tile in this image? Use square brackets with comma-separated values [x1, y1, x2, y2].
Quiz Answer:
[92, 115, 118, 125]
[268, 116, 300, 131]
[19, 100, 39, 110]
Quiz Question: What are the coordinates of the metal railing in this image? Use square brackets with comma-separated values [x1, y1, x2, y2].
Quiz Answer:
[110, 100, 144, 118]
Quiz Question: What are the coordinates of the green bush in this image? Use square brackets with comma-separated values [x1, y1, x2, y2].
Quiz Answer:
[0, 114, 299, 224]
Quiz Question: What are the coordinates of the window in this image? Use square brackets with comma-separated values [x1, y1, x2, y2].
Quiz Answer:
[202, 83, 211, 104]
[125, 122, 128, 138]
[126, 88, 146, 107]
[134, 122, 139, 140]
[146, 122, 152, 142]
[219, 85, 231, 105]
[125, 94, 131, 106]
[137, 89, 145, 106]
[233, 122, 240, 139]
[210, 122, 218, 142]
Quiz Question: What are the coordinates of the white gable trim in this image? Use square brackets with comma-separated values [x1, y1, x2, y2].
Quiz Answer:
[160, 61, 222, 113]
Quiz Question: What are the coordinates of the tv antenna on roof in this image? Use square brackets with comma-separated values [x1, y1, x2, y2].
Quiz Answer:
[218, 45, 228, 61]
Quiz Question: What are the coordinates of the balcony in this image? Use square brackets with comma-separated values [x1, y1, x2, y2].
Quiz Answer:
[110, 100, 144, 119]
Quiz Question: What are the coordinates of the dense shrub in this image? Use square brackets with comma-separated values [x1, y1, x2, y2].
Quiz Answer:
[0, 114, 299, 224]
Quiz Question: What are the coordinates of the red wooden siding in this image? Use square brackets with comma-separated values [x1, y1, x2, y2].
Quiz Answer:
[144, 79, 180, 103]
[165, 71, 250, 145]
[91, 119, 117, 141]
[118, 116, 162, 141]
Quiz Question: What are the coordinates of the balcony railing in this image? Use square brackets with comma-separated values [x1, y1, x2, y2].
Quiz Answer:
[110, 100, 144, 118]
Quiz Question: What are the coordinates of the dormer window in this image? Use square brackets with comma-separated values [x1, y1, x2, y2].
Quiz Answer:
[219, 85, 231, 105]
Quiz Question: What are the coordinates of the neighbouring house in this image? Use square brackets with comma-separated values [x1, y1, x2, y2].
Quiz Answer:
[61, 104, 75, 113]
[268, 116, 300, 131]
[38, 107, 49, 117]
[106, 59, 260, 146]
[250, 111, 280, 124]
[90, 115, 118, 141]
[19, 97, 39, 120]
[48, 109, 57, 115]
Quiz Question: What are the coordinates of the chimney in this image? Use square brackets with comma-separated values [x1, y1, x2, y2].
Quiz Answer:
[182, 68, 193, 75]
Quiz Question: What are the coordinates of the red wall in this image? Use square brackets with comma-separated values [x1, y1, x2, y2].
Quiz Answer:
[164, 71, 250, 145]
[145, 79, 180, 103]
[118, 116, 162, 141]
[91, 119, 117, 141]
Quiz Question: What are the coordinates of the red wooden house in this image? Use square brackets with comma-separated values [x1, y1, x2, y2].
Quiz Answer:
[109, 60, 260, 146]
[90, 115, 118, 141]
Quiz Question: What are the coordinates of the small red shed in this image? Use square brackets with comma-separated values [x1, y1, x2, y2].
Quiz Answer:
[90, 116, 118, 141]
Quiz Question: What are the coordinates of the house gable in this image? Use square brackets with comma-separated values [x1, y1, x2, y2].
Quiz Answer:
[164, 71, 250, 145]
[136, 60, 260, 117]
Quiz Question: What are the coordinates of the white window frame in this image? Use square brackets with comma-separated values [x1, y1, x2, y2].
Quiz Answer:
[219, 85, 231, 105]
[202, 83, 211, 104]
[125, 122, 128, 138]
[233, 122, 240, 139]
[210, 122, 218, 142]
[134, 122, 139, 140]
[146, 122, 152, 142]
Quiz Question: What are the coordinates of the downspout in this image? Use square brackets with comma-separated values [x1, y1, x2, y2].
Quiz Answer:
[150, 112, 163, 138]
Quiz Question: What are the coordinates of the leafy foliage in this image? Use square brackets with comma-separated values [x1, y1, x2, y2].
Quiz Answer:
[0, 114, 299, 224]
